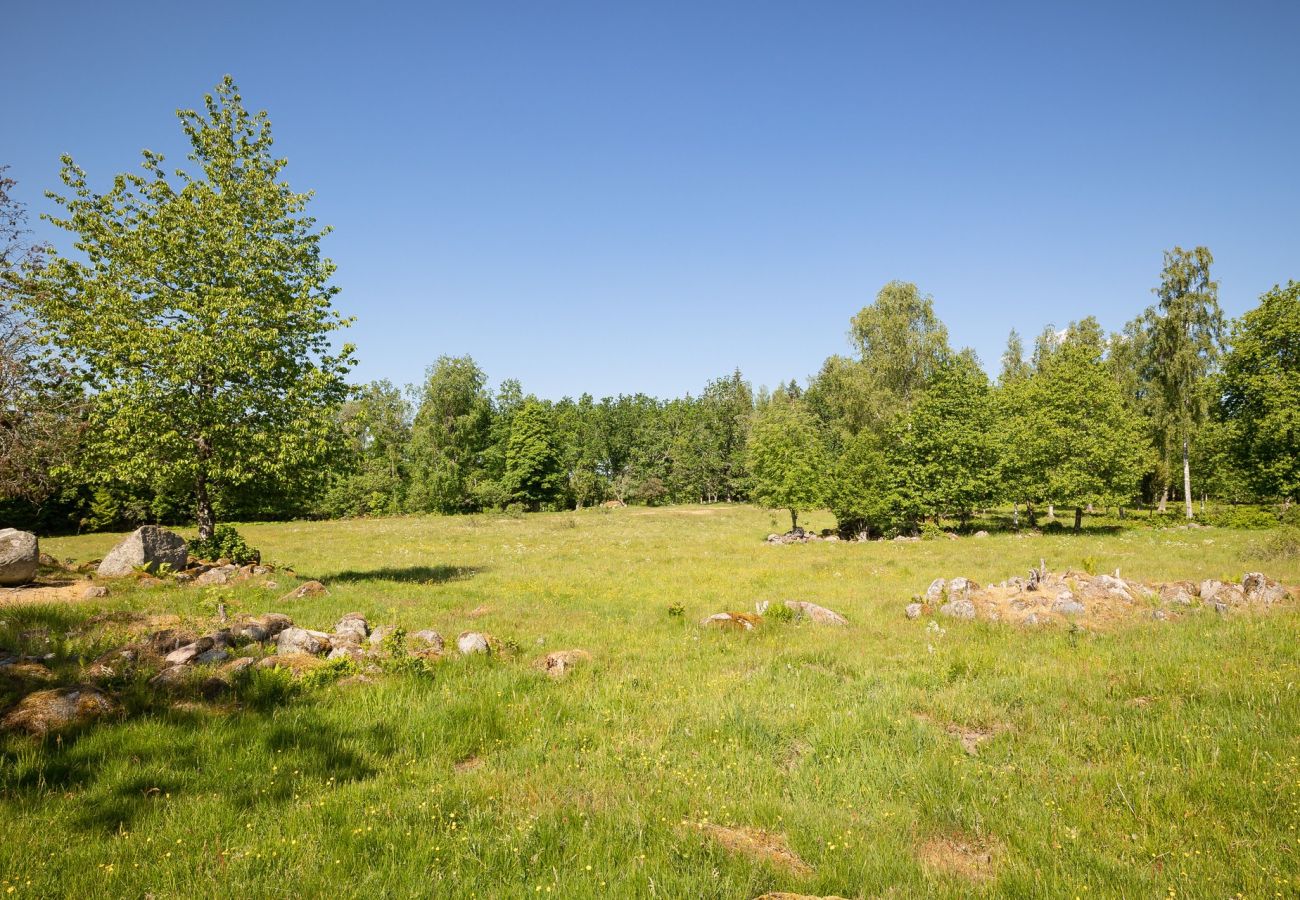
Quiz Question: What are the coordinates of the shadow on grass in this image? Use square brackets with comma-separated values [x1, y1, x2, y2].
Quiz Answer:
[328, 564, 485, 585]
[2, 675, 392, 834]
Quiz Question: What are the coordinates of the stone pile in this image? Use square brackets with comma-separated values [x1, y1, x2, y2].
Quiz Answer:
[905, 569, 1295, 626]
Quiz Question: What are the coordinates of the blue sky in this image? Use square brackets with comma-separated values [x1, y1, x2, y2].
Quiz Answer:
[6, 1, 1298, 399]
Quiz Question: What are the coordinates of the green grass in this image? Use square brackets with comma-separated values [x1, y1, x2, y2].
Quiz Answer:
[3, 505, 1299, 898]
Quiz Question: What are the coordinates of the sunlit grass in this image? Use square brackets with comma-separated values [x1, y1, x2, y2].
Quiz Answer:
[3, 505, 1298, 898]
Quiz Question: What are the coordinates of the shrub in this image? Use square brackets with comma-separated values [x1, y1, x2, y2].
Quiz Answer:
[504, 502, 525, 519]
[762, 601, 795, 624]
[1203, 506, 1277, 530]
[667, 601, 685, 618]
[189, 524, 260, 565]
[1249, 526, 1300, 561]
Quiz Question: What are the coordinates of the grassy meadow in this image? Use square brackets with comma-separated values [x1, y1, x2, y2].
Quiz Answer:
[3, 504, 1300, 898]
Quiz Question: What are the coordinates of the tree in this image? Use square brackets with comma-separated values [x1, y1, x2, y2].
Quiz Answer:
[1002, 319, 1149, 529]
[1, 167, 84, 505]
[408, 356, 492, 513]
[502, 398, 563, 509]
[323, 380, 411, 517]
[1149, 246, 1223, 518]
[891, 354, 1001, 524]
[746, 395, 827, 531]
[1219, 281, 1300, 503]
[28, 78, 354, 539]
[999, 329, 1030, 383]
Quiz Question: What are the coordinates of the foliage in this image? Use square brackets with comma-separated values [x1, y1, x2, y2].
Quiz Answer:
[746, 394, 828, 530]
[408, 356, 492, 514]
[27, 77, 355, 539]
[1219, 281, 1300, 502]
[189, 524, 260, 565]
[320, 380, 411, 517]
[502, 398, 564, 510]
[1001, 319, 1149, 527]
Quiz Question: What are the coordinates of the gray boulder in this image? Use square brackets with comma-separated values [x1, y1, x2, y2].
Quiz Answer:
[782, 600, 848, 626]
[457, 632, 491, 655]
[195, 565, 237, 586]
[410, 629, 445, 651]
[1242, 572, 1290, 605]
[334, 613, 369, 642]
[368, 624, 398, 648]
[97, 526, 188, 577]
[924, 578, 946, 603]
[939, 599, 976, 620]
[1053, 591, 1086, 615]
[277, 627, 332, 656]
[905, 602, 923, 620]
[0, 528, 39, 586]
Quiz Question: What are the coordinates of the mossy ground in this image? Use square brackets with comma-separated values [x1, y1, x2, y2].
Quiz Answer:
[2, 505, 1299, 898]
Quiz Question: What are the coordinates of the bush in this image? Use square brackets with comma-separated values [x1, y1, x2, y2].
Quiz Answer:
[1249, 526, 1300, 561]
[1203, 506, 1278, 530]
[761, 601, 795, 624]
[189, 524, 260, 565]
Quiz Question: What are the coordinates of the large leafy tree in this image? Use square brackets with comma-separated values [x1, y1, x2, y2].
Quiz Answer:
[323, 380, 411, 517]
[1003, 319, 1148, 529]
[503, 398, 564, 510]
[28, 78, 354, 539]
[746, 394, 827, 531]
[891, 352, 1001, 524]
[1149, 246, 1223, 518]
[1219, 281, 1300, 503]
[408, 355, 492, 514]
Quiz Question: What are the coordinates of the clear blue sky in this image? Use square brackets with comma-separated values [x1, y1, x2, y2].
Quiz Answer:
[6, 1, 1298, 400]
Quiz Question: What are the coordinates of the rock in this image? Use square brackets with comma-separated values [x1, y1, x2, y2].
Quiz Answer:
[0, 528, 39, 586]
[164, 636, 216, 666]
[334, 613, 369, 642]
[1242, 572, 1290, 605]
[327, 643, 366, 661]
[601, 499, 626, 508]
[150, 665, 191, 689]
[1087, 574, 1134, 602]
[700, 612, 760, 630]
[368, 624, 398, 647]
[939, 600, 976, 620]
[457, 631, 492, 655]
[81, 585, 110, 600]
[199, 676, 231, 699]
[409, 629, 444, 651]
[1198, 579, 1224, 601]
[973, 530, 990, 538]
[1159, 583, 1195, 605]
[1022, 612, 1039, 626]
[1, 685, 117, 735]
[218, 657, 257, 677]
[195, 566, 237, 586]
[1052, 591, 1086, 615]
[83, 648, 136, 681]
[1, 660, 56, 683]
[1151, 610, 1168, 621]
[193, 648, 230, 666]
[947, 577, 976, 600]
[37, 551, 62, 569]
[146, 628, 198, 655]
[944, 531, 959, 541]
[280, 580, 328, 600]
[924, 578, 947, 602]
[905, 602, 923, 620]
[277, 627, 332, 656]
[96, 526, 188, 577]
[782, 600, 848, 626]
[536, 649, 591, 678]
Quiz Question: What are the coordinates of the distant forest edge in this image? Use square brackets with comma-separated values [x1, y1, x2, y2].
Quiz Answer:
[2, 79, 1297, 537]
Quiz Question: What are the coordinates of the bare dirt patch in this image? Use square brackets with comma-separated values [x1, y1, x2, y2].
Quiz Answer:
[454, 755, 483, 773]
[918, 832, 1002, 882]
[914, 713, 1010, 756]
[0, 580, 90, 607]
[689, 822, 813, 875]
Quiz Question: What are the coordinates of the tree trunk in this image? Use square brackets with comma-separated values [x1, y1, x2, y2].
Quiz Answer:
[1026, 503, 1037, 527]
[789, 508, 798, 531]
[1074, 506, 1083, 531]
[1013, 501, 1019, 528]
[1183, 436, 1193, 519]
[1047, 504, 1055, 520]
[196, 474, 215, 541]
[1157, 484, 1168, 514]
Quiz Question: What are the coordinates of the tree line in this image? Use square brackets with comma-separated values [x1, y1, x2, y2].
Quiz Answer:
[1, 79, 1297, 536]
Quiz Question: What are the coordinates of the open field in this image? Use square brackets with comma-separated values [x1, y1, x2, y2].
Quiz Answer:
[3, 505, 1300, 898]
